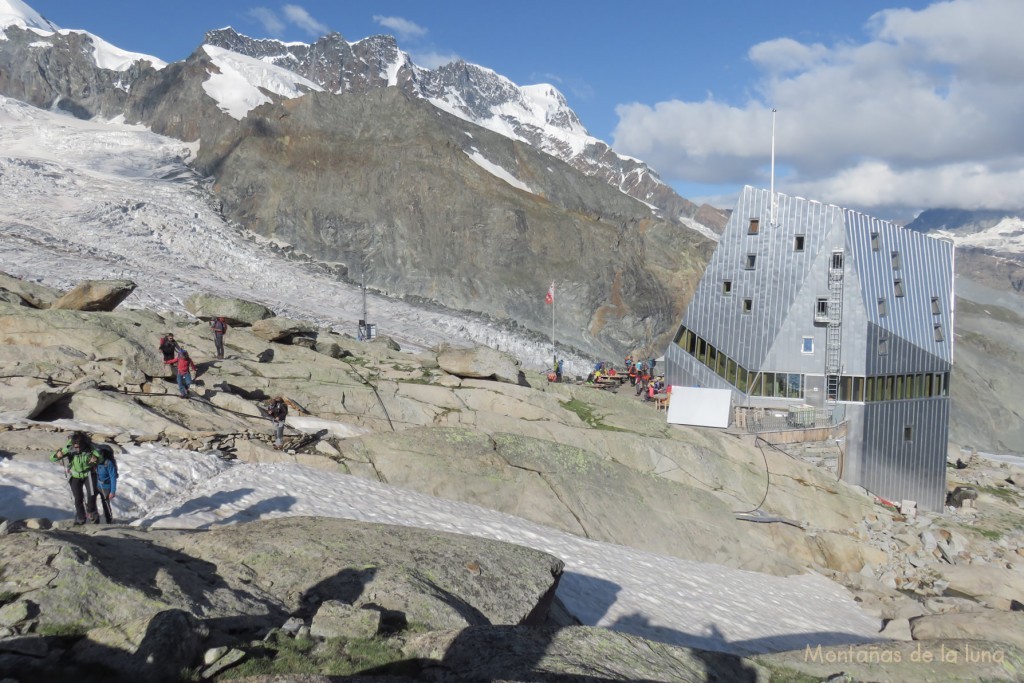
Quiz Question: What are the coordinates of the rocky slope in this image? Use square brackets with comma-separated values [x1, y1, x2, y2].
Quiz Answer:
[2, 275, 1024, 680]
[194, 88, 712, 360]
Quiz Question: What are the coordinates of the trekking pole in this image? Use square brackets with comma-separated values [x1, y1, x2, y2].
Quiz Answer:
[55, 451, 75, 510]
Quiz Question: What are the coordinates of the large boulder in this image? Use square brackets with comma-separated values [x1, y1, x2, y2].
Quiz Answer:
[250, 316, 317, 342]
[437, 344, 522, 384]
[0, 271, 60, 308]
[0, 517, 563, 638]
[335, 426, 802, 575]
[50, 279, 136, 311]
[911, 610, 1024, 649]
[932, 564, 1024, 611]
[183, 293, 274, 324]
[404, 625, 771, 682]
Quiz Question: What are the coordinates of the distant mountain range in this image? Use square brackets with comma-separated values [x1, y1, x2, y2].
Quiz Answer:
[0, 0, 716, 358]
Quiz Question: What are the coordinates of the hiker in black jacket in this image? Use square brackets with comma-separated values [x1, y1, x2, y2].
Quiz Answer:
[210, 316, 228, 359]
[267, 397, 288, 450]
[158, 333, 179, 380]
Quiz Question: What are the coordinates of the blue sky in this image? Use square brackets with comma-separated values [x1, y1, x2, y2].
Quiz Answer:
[24, 0, 1024, 221]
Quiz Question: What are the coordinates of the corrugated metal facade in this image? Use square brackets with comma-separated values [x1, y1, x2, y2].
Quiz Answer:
[665, 186, 954, 510]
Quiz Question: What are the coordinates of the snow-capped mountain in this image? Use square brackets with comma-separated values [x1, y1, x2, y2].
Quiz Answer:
[907, 208, 1024, 257]
[0, 0, 165, 72]
[201, 27, 725, 237]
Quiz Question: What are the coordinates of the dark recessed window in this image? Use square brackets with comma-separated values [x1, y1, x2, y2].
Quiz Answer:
[748, 219, 760, 235]
[742, 298, 753, 314]
[931, 296, 941, 315]
[879, 338, 890, 356]
[878, 297, 888, 317]
[894, 279, 905, 297]
[904, 425, 913, 442]
[744, 254, 757, 270]
[871, 232, 880, 251]
[831, 251, 844, 269]
[934, 323, 945, 342]
[794, 235, 805, 251]
[723, 280, 733, 295]
[891, 251, 902, 270]
[815, 297, 829, 321]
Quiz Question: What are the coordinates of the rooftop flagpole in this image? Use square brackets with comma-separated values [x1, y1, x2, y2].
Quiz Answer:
[770, 108, 777, 227]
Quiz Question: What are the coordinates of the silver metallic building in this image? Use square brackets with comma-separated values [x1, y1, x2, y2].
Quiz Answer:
[665, 187, 954, 511]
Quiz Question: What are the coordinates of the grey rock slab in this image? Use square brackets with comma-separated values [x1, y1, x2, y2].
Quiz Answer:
[50, 279, 137, 312]
[309, 600, 380, 640]
[201, 647, 246, 678]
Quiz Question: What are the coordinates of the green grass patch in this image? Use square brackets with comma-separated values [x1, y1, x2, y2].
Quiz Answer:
[222, 633, 414, 679]
[978, 485, 1018, 502]
[559, 399, 628, 432]
[965, 526, 1002, 541]
[38, 622, 89, 638]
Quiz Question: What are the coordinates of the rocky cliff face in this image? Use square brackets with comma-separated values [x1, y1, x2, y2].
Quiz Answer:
[195, 88, 712, 358]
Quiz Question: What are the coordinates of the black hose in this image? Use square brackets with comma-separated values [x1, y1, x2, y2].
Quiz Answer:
[731, 435, 771, 515]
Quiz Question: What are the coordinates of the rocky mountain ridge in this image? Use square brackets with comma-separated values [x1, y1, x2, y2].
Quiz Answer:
[201, 26, 728, 237]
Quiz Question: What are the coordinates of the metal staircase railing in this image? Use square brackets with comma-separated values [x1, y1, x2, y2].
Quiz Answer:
[825, 251, 845, 403]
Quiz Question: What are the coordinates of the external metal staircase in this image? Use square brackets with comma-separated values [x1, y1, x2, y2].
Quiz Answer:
[825, 251, 845, 403]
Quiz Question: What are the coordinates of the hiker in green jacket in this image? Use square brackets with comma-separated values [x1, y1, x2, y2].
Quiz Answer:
[51, 431, 105, 525]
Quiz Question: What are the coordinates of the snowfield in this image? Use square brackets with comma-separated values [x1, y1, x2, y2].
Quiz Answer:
[0, 438, 882, 656]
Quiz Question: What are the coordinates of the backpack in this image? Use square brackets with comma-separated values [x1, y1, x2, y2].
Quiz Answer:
[96, 444, 117, 470]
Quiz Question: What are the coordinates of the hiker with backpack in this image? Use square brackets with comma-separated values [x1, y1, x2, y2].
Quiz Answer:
[51, 431, 104, 525]
[210, 316, 228, 359]
[93, 445, 118, 523]
[175, 347, 198, 398]
[266, 396, 288, 450]
[158, 333, 179, 380]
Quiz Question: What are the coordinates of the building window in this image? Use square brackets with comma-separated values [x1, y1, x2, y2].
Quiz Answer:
[742, 298, 753, 314]
[891, 251, 902, 270]
[877, 297, 888, 317]
[744, 254, 757, 270]
[931, 296, 941, 315]
[794, 235, 805, 251]
[801, 336, 814, 354]
[871, 232, 880, 251]
[723, 280, 733, 295]
[878, 338, 890, 355]
[904, 425, 913, 442]
[748, 218, 760, 235]
[815, 297, 829, 322]
[831, 251, 844, 269]
[934, 323, 945, 342]
[894, 279, 905, 297]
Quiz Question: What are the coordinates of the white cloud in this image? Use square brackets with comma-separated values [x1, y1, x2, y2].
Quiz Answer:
[247, 7, 286, 36]
[373, 15, 427, 41]
[612, 0, 1024, 216]
[282, 4, 328, 36]
[411, 50, 459, 69]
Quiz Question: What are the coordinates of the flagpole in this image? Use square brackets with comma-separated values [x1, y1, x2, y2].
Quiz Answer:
[551, 282, 555, 361]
